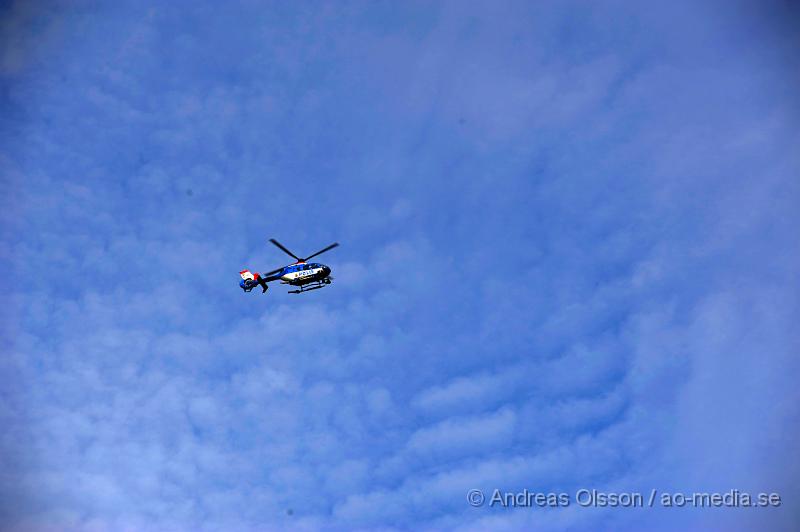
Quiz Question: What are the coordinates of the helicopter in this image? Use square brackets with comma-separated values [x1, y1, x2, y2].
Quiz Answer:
[239, 238, 339, 294]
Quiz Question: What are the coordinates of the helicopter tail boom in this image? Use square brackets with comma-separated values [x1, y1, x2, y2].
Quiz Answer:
[239, 270, 269, 293]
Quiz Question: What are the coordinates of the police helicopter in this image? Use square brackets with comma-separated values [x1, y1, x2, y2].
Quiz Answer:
[239, 238, 338, 295]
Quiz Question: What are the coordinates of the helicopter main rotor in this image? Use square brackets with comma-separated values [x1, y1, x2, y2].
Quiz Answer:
[263, 238, 339, 276]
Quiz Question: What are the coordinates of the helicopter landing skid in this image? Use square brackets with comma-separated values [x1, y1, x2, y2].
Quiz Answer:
[288, 282, 327, 294]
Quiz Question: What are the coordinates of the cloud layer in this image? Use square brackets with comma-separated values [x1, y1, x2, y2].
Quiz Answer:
[1, 1, 798, 530]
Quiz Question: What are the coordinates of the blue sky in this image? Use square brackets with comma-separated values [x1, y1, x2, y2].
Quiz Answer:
[1, 1, 798, 530]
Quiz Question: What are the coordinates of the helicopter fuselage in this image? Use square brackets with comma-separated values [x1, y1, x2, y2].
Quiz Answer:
[266, 262, 332, 286]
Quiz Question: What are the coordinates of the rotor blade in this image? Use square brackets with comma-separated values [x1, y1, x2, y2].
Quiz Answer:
[302, 242, 339, 261]
[263, 266, 285, 277]
[269, 239, 301, 261]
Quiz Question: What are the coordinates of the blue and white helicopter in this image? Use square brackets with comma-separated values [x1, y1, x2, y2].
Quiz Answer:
[239, 238, 338, 295]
